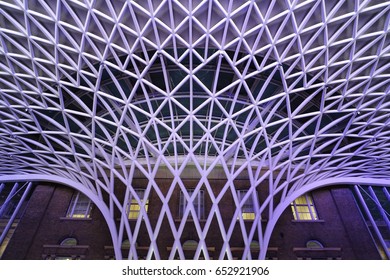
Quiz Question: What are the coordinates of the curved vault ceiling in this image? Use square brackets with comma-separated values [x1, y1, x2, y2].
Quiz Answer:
[0, 0, 390, 259]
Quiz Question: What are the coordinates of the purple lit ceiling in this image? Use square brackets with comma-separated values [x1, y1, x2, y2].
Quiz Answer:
[0, 0, 389, 259]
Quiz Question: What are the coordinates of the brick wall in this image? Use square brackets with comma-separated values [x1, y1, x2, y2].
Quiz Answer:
[2, 182, 381, 259]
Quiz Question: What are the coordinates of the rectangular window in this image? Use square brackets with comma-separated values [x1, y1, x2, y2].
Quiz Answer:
[237, 190, 256, 220]
[66, 192, 92, 218]
[127, 189, 149, 220]
[179, 189, 205, 220]
[291, 193, 318, 220]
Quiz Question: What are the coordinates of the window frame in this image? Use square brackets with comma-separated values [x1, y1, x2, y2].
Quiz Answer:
[306, 240, 324, 249]
[179, 189, 205, 220]
[126, 189, 149, 220]
[291, 193, 319, 221]
[183, 240, 198, 251]
[60, 238, 78, 246]
[237, 189, 257, 220]
[66, 192, 92, 219]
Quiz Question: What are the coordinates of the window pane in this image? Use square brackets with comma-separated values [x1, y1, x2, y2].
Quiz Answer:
[179, 189, 204, 219]
[127, 189, 149, 219]
[66, 192, 92, 218]
[237, 190, 256, 220]
[291, 193, 318, 221]
[295, 196, 307, 205]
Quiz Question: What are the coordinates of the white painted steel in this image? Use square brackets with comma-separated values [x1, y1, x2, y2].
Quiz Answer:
[0, 0, 389, 259]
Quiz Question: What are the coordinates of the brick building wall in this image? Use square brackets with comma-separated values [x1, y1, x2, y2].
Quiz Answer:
[1, 182, 381, 260]
[2, 185, 112, 260]
[271, 187, 380, 259]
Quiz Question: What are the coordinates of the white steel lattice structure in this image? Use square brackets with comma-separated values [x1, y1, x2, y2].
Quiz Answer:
[0, 0, 390, 259]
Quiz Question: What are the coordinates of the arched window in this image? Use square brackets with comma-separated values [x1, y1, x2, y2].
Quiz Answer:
[183, 240, 198, 251]
[60, 237, 77, 246]
[121, 240, 140, 250]
[121, 239, 130, 249]
[250, 240, 260, 250]
[306, 240, 324, 249]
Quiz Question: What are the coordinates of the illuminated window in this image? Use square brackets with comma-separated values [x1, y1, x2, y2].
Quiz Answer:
[291, 193, 318, 220]
[127, 189, 149, 219]
[179, 189, 205, 220]
[237, 190, 256, 220]
[66, 192, 92, 218]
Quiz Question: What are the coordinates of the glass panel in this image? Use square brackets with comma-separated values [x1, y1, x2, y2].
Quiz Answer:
[66, 192, 92, 218]
[238, 190, 256, 220]
[242, 212, 255, 220]
[121, 239, 130, 249]
[291, 193, 318, 221]
[60, 238, 77, 246]
[180, 189, 204, 219]
[250, 241, 260, 250]
[291, 205, 298, 220]
[183, 240, 198, 250]
[306, 240, 323, 248]
[127, 189, 149, 219]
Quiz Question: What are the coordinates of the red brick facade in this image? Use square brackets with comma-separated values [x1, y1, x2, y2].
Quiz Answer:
[2, 183, 381, 260]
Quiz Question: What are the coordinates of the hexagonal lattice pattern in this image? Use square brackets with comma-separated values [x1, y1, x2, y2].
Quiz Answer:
[0, 0, 389, 259]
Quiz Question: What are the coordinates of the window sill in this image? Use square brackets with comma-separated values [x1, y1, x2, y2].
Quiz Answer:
[236, 219, 268, 222]
[291, 219, 325, 223]
[166, 246, 215, 252]
[105, 245, 149, 251]
[42, 245, 89, 260]
[293, 247, 341, 252]
[115, 217, 147, 222]
[230, 247, 278, 252]
[43, 244, 89, 249]
[174, 219, 207, 222]
[60, 217, 92, 221]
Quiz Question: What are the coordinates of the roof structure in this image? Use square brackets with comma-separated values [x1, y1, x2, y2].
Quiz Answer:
[0, 0, 390, 259]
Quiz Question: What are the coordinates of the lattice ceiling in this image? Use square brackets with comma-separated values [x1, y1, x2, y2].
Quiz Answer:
[0, 0, 389, 259]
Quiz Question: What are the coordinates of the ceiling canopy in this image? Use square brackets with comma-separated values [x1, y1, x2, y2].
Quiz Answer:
[0, 0, 389, 200]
